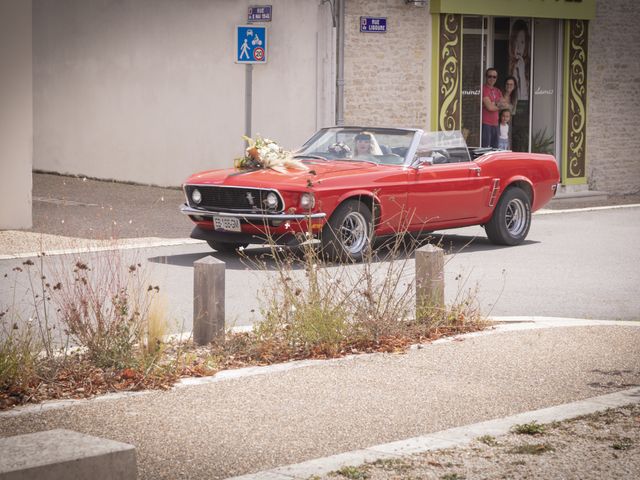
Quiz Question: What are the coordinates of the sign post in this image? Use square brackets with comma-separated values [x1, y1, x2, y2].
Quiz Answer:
[236, 25, 268, 142]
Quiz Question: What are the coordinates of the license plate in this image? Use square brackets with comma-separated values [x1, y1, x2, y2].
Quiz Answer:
[212, 216, 241, 232]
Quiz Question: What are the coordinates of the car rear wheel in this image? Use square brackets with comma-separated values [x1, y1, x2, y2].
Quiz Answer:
[321, 200, 373, 262]
[485, 187, 531, 246]
[206, 240, 249, 253]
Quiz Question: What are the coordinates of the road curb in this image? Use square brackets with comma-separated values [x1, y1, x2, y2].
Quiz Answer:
[226, 387, 640, 480]
[0, 237, 204, 261]
[534, 203, 640, 215]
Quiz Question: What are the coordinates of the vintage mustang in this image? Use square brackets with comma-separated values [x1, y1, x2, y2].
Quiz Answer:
[180, 127, 560, 261]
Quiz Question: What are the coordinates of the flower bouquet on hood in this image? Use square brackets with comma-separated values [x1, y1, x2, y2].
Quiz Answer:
[234, 135, 308, 173]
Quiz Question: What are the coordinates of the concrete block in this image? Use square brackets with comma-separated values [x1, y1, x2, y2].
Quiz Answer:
[0, 429, 136, 480]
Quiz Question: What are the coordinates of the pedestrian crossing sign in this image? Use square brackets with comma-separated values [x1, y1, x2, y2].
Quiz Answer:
[236, 25, 268, 64]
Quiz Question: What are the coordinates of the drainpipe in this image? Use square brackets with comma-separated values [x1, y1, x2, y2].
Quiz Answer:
[336, 0, 345, 126]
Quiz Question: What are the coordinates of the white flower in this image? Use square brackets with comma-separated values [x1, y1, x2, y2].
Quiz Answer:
[284, 221, 291, 229]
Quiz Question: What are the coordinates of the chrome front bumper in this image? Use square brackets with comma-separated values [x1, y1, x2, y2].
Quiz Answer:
[180, 204, 326, 221]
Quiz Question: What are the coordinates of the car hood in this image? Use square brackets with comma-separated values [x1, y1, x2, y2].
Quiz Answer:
[184, 161, 385, 190]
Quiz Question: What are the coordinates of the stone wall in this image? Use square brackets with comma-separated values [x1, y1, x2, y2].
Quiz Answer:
[586, 0, 640, 194]
[343, 0, 431, 128]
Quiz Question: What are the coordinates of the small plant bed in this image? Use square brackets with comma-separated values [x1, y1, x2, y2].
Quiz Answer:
[1, 312, 485, 410]
[0, 355, 209, 409]
[2, 236, 488, 410]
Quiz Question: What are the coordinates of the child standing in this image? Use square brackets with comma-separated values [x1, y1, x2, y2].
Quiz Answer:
[498, 109, 511, 150]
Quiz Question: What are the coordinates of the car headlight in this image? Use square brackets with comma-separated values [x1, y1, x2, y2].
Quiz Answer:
[191, 189, 202, 205]
[300, 192, 315, 209]
[265, 192, 279, 210]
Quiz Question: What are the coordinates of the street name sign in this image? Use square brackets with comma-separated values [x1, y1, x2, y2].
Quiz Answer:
[248, 5, 272, 22]
[360, 17, 387, 33]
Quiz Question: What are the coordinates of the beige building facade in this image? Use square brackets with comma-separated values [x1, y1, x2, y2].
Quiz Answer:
[344, 0, 639, 194]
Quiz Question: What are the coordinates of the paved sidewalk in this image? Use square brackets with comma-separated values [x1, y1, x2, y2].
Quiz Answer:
[1, 320, 639, 479]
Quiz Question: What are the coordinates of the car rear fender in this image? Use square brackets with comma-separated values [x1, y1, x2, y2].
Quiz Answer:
[500, 176, 534, 206]
[334, 190, 382, 227]
[479, 177, 533, 225]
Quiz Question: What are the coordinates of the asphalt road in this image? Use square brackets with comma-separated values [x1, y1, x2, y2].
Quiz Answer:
[1, 206, 639, 334]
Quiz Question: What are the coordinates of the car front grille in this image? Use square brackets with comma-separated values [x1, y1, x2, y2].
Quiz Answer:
[184, 185, 284, 213]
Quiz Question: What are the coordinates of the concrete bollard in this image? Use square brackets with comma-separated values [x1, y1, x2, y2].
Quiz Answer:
[193, 256, 225, 345]
[415, 244, 445, 317]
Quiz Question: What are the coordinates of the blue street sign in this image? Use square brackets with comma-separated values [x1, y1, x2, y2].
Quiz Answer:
[248, 5, 272, 23]
[360, 16, 387, 33]
[236, 25, 268, 64]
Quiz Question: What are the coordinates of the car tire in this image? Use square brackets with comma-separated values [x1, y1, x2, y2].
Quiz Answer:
[206, 240, 248, 253]
[321, 199, 373, 262]
[485, 187, 531, 246]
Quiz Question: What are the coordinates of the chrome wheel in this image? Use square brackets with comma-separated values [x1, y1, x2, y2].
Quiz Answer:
[505, 198, 527, 236]
[338, 211, 369, 254]
[322, 200, 374, 262]
[485, 187, 531, 246]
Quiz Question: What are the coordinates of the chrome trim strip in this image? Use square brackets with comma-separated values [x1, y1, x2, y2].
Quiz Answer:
[180, 204, 326, 220]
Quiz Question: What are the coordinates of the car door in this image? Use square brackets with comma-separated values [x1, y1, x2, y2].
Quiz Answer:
[407, 159, 493, 228]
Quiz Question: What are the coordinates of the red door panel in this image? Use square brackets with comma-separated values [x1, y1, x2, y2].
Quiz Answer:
[407, 162, 493, 228]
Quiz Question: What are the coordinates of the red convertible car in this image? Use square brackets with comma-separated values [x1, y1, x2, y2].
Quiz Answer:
[181, 127, 560, 261]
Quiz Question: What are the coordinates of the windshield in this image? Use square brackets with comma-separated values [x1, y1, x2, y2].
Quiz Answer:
[295, 127, 417, 165]
[415, 130, 471, 164]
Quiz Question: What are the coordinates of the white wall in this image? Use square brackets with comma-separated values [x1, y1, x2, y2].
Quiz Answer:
[0, 0, 33, 229]
[33, 0, 335, 186]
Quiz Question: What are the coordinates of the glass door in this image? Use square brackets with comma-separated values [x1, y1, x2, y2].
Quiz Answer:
[461, 15, 563, 157]
[460, 16, 485, 147]
[531, 18, 563, 162]
[505, 17, 532, 152]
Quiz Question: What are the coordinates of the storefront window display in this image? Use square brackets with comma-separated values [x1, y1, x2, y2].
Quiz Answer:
[461, 15, 562, 161]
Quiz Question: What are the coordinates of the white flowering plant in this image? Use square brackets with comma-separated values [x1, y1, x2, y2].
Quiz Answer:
[234, 135, 307, 173]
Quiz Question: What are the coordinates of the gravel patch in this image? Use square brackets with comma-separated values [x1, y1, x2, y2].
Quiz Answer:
[322, 404, 640, 480]
[0, 231, 200, 258]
